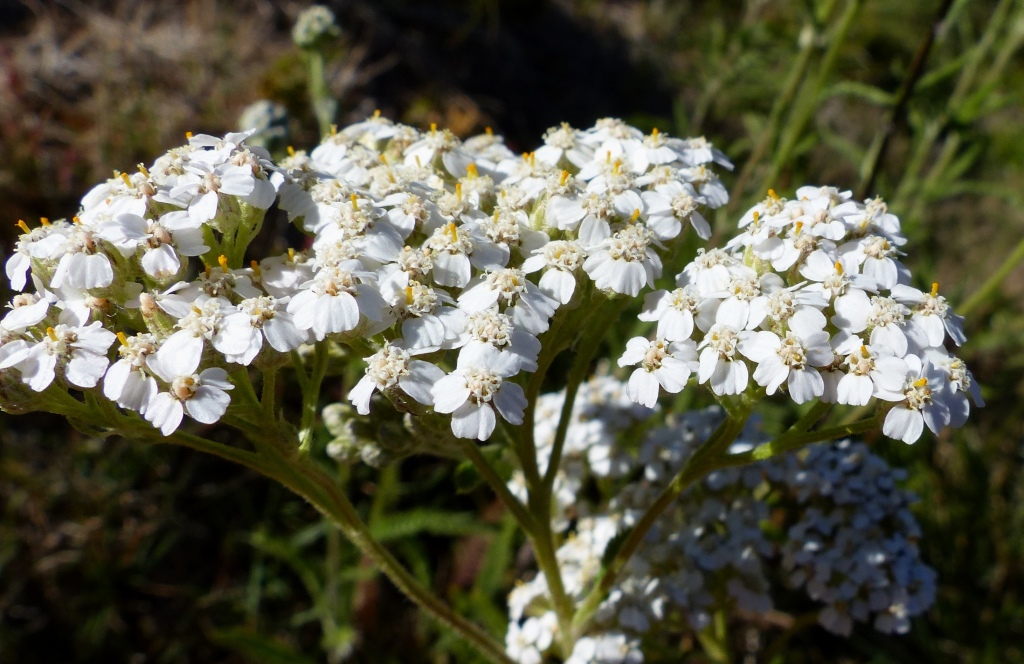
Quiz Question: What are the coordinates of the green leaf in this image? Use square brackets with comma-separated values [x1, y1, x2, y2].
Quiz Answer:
[454, 460, 484, 494]
[207, 627, 318, 664]
[369, 508, 490, 542]
[473, 515, 518, 597]
[916, 52, 973, 91]
[822, 80, 896, 107]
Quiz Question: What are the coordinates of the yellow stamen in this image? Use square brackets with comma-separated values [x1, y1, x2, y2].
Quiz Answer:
[485, 126, 493, 136]
[218, 255, 229, 272]
[192, 305, 203, 315]
[287, 145, 296, 157]
[931, 282, 939, 297]
[330, 124, 337, 135]
[630, 208, 641, 223]
[652, 127, 659, 137]
[120, 172, 133, 187]
[794, 221, 804, 234]
[46, 326, 58, 342]
[137, 164, 150, 177]
[72, 216, 81, 225]
[455, 183, 463, 201]
[446, 222, 458, 243]
[204, 265, 212, 278]
[185, 131, 193, 140]
[350, 193, 359, 210]
[15, 220, 30, 234]
[466, 163, 478, 178]
[612, 159, 622, 175]
[287, 248, 296, 261]
[380, 153, 389, 165]
[40, 217, 50, 226]
[405, 286, 414, 305]
[560, 170, 569, 186]
[430, 122, 437, 134]
[834, 261, 844, 275]
[752, 211, 760, 222]
[913, 377, 929, 387]
[116, 331, 129, 347]
[250, 260, 261, 276]
[768, 189, 779, 200]
[860, 345, 870, 356]
[373, 109, 381, 118]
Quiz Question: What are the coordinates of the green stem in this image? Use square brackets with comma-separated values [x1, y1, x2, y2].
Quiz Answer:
[730, 8, 825, 208]
[299, 342, 330, 453]
[542, 300, 624, 494]
[958, 235, 1024, 315]
[572, 410, 752, 635]
[696, 609, 732, 663]
[523, 298, 625, 656]
[856, 0, 955, 199]
[141, 416, 511, 663]
[230, 367, 262, 410]
[760, 0, 861, 194]
[307, 50, 338, 138]
[717, 414, 880, 468]
[516, 300, 581, 494]
[291, 350, 310, 391]
[458, 438, 538, 535]
[893, 0, 1014, 214]
[271, 453, 512, 662]
[531, 524, 576, 657]
[261, 367, 277, 420]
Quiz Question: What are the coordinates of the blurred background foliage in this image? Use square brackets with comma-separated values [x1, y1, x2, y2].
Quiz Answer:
[0, 0, 1022, 661]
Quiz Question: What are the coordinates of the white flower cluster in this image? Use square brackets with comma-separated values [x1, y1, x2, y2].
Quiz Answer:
[504, 379, 936, 663]
[292, 5, 340, 48]
[0, 117, 728, 439]
[778, 439, 937, 636]
[281, 115, 728, 441]
[1, 128, 280, 433]
[620, 186, 982, 444]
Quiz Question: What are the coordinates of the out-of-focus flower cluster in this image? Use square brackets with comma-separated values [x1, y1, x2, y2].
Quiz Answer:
[0, 116, 730, 439]
[292, 4, 340, 49]
[620, 186, 983, 443]
[505, 378, 936, 663]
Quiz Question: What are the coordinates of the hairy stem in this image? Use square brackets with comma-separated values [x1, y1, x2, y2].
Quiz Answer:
[458, 438, 538, 536]
[299, 342, 330, 453]
[572, 410, 752, 635]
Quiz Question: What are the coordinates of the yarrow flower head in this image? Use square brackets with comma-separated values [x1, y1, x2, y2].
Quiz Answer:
[0, 116, 979, 664]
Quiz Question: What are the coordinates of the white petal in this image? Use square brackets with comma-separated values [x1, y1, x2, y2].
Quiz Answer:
[185, 386, 231, 424]
[400, 362, 446, 406]
[787, 368, 824, 403]
[146, 393, 184, 436]
[883, 406, 923, 444]
[493, 382, 527, 425]
[431, 374, 471, 413]
[450, 401, 495, 440]
[65, 351, 109, 388]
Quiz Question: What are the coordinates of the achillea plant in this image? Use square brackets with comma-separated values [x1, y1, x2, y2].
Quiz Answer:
[1, 113, 980, 662]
